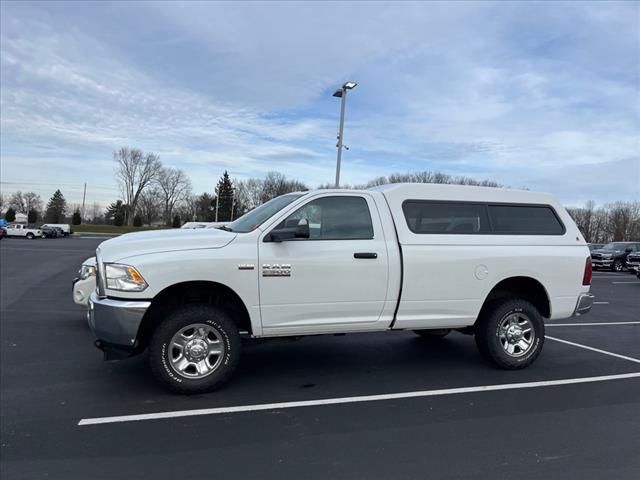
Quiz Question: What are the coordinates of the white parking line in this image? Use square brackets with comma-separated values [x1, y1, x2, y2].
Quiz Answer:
[547, 321, 640, 327]
[611, 281, 638, 284]
[78, 372, 640, 426]
[545, 335, 640, 364]
[593, 301, 609, 305]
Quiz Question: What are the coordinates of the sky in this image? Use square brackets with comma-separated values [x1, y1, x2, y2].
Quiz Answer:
[1, 0, 639, 209]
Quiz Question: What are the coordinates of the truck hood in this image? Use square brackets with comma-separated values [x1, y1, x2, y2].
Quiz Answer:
[97, 228, 237, 263]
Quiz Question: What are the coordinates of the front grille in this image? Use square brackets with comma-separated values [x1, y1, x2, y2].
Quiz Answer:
[591, 253, 602, 260]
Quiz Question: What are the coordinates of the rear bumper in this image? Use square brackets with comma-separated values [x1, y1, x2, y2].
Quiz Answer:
[88, 292, 150, 359]
[573, 293, 594, 316]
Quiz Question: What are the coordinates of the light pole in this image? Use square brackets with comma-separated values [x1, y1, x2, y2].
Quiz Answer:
[333, 81, 357, 188]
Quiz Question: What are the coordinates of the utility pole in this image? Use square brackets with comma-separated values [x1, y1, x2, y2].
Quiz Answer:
[230, 188, 235, 221]
[81, 182, 87, 219]
[332, 81, 358, 188]
[215, 192, 219, 222]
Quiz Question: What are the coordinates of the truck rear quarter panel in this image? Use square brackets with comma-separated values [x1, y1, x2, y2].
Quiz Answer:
[376, 184, 590, 328]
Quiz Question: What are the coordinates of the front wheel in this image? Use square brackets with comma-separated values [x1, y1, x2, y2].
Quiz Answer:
[149, 304, 241, 394]
[475, 299, 544, 369]
[26, 233, 34, 239]
[612, 259, 624, 272]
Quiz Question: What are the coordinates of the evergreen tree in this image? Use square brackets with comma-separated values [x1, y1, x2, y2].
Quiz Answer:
[106, 200, 128, 226]
[133, 214, 142, 227]
[172, 214, 181, 228]
[195, 193, 215, 221]
[72, 209, 82, 225]
[27, 209, 38, 224]
[215, 171, 234, 221]
[44, 190, 67, 223]
[5, 208, 16, 222]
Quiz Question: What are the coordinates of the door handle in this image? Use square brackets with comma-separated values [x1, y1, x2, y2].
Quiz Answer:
[354, 252, 378, 259]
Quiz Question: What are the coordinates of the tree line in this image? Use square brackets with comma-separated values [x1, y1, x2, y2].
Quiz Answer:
[0, 189, 77, 225]
[1, 146, 638, 242]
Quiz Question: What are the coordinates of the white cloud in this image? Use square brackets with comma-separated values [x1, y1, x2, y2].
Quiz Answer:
[1, 1, 638, 207]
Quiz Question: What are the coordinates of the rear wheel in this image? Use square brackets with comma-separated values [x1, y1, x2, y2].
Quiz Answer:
[612, 259, 624, 272]
[475, 299, 544, 369]
[149, 304, 241, 394]
[26, 232, 34, 239]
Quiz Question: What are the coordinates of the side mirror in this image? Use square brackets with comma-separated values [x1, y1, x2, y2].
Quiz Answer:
[269, 219, 310, 242]
[625, 248, 633, 253]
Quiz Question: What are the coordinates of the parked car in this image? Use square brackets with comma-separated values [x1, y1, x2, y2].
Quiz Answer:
[86, 184, 593, 393]
[39, 225, 60, 238]
[40, 223, 72, 237]
[590, 241, 640, 272]
[626, 251, 640, 274]
[181, 222, 227, 229]
[4, 224, 43, 239]
[588, 243, 604, 251]
[0, 226, 6, 240]
[73, 257, 97, 306]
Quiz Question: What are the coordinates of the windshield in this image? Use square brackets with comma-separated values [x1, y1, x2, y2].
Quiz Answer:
[601, 243, 628, 251]
[226, 193, 306, 233]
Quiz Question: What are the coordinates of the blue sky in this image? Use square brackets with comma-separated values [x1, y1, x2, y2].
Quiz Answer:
[1, 1, 638, 208]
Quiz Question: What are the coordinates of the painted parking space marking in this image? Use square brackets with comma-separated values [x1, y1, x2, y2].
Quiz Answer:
[547, 321, 640, 327]
[593, 301, 609, 305]
[546, 335, 640, 364]
[78, 372, 640, 426]
[612, 281, 638, 284]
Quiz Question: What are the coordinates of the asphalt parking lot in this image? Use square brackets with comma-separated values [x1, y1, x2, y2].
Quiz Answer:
[1, 237, 639, 479]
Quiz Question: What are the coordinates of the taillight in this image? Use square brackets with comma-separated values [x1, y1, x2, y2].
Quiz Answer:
[582, 257, 592, 286]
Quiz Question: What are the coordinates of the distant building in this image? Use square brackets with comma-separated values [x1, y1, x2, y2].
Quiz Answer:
[14, 213, 28, 224]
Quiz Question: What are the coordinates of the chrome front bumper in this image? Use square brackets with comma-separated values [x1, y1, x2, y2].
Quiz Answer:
[573, 293, 595, 316]
[88, 292, 151, 350]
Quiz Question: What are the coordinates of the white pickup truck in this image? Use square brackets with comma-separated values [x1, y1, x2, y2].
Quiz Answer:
[88, 184, 594, 393]
[4, 224, 43, 239]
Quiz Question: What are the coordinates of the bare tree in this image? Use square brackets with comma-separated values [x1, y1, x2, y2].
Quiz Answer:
[138, 188, 164, 226]
[87, 202, 104, 224]
[235, 178, 264, 215]
[7, 191, 43, 216]
[156, 167, 192, 225]
[114, 147, 162, 225]
[260, 172, 307, 203]
[8, 191, 26, 212]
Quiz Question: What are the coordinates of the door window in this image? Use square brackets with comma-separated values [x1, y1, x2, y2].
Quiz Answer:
[276, 196, 374, 240]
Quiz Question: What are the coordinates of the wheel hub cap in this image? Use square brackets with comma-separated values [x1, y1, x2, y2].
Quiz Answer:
[498, 313, 535, 358]
[185, 339, 208, 361]
[168, 323, 225, 379]
[506, 325, 523, 342]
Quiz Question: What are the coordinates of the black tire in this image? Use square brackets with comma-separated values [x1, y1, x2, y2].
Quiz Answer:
[612, 259, 624, 272]
[26, 232, 34, 239]
[475, 299, 544, 370]
[413, 328, 451, 338]
[149, 304, 241, 394]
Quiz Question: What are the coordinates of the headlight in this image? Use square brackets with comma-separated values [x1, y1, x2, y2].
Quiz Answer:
[105, 263, 148, 292]
[79, 264, 97, 280]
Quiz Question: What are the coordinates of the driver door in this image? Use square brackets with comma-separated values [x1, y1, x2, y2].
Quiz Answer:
[258, 194, 389, 335]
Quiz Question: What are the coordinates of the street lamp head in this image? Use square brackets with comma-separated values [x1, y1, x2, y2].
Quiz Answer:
[332, 89, 343, 98]
[343, 81, 358, 90]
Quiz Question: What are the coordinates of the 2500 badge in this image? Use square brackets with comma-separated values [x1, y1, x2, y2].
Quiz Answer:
[262, 264, 291, 277]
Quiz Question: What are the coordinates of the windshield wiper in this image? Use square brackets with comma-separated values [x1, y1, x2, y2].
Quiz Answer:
[217, 225, 233, 232]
